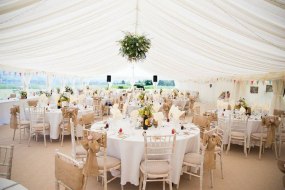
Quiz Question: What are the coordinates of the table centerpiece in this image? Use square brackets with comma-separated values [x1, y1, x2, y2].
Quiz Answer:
[234, 98, 251, 115]
[138, 104, 153, 130]
[19, 90, 27, 99]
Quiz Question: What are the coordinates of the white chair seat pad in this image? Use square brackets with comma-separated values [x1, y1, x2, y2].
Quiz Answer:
[231, 131, 246, 138]
[20, 120, 30, 125]
[251, 133, 267, 139]
[97, 156, 121, 170]
[184, 153, 202, 165]
[140, 160, 170, 175]
[32, 123, 49, 130]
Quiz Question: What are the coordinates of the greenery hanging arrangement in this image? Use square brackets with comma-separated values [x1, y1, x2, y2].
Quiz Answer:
[119, 32, 151, 62]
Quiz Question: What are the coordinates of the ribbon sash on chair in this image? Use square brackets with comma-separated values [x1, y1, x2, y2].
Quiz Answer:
[61, 107, 79, 132]
[203, 134, 221, 170]
[27, 100, 38, 107]
[262, 116, 280, 147]
[10, 106, 19, 129]
[81, 132, 106, 177]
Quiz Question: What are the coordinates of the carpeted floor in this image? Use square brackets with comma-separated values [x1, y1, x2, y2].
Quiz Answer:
[0, 124, 284, 190]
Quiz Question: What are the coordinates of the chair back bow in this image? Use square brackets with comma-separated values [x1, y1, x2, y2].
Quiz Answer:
[189, 97, 195, 109]
[61, 107, 79, 131]
[262, 116, 280, 147]
[10, 106, 20, 129]
[79, 113, 95, 129]
[203, 134, 221, 170]
[27, 100, 38, 107]
[192, 115, 210, 136]
[81, 131, 106, 177]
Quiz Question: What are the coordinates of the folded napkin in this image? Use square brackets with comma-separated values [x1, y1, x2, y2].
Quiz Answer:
[153, 103, 161, 113]
[172, 109, 185, 121]
[50, 94, 60, 104]
[110, 105, 123, 120]
[39, 94, 48, 105]
[78, 94, 86, 105]
[240, 106, 246, 114]
[168, 105, 179, 119]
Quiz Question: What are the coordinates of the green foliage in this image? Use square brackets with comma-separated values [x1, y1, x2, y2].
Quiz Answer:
[45, 91, 51, 97]
[234, 98, 248, 109]
[138, 92, 145, 100]
[19, 90, 27, 98]
[138, 104, 153, 118]
[65, 86, 73, 95]
[119, 32, 151, 62]
[59, 94, 70, 102]
[144, 80, 153, 86]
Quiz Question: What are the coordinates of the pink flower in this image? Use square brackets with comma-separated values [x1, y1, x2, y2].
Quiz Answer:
[87, 135, 93, 140]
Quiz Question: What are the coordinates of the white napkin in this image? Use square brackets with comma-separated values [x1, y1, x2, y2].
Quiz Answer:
[69, 94, 75, 102]
[153, 103, 161, 113]
[172, 109, 185, 121]
[110, 105, 123, 120]
[78, 94, 86, 105]
[240, 106, 246, 114]
[39, 94, 48, 106]
[168, 105, 178, 119]
[50, 94, 60, 104]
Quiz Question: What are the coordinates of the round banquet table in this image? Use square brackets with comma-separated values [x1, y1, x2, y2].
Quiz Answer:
[0, 178, 28, 190]
[91, 119, 200, 186]
[0, 97, 38, 124]
[43, 107, 94, 139]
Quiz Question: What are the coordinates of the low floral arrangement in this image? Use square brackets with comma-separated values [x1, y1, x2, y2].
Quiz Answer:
[65, 86, 74, 95]
[234, 98, 251, 115]
[19, 90, 27, 99]
[45, 91, 52, 97]
[36, 90, 44, 96]
[92, 90, 98, 97]
[138, 104, 153, 118]
[138, 92, 145, 101]
[139, 104, 154, 129]
[173, 89, 179, 98]
[119, 32, 151, 62]
[59, 94, 70, 102]
[234, 98, 247, 110]
[37, 90, 51, 97]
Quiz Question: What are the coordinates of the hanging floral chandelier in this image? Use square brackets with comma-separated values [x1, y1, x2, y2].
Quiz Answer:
[119, 32, 151, 62]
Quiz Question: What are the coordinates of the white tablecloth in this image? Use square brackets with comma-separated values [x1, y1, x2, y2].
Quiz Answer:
[0, 97, 38, 124]
[45, 107, 93, 139]
[91, 119, 200, 186]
